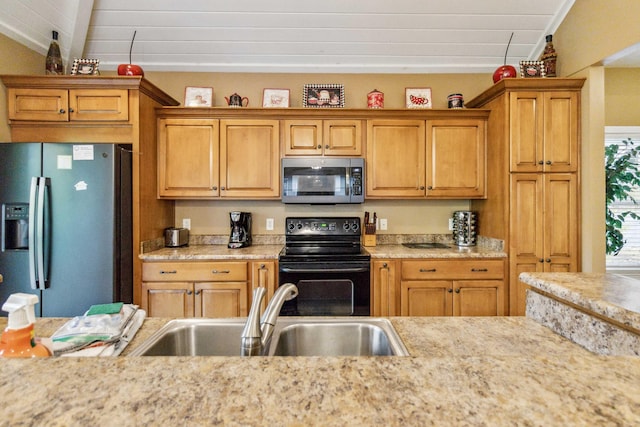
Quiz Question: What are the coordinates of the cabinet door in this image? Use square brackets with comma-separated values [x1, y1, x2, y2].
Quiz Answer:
[371, 260, 398, 316]
[510, 92, 543, 172]
[7, 88, 69, 121]
[141, 282, 194, 317]
[453, 280, 505, 316]
[158, 118, 219, 198]
[426, 119, 486, 198]
[400, 280, 452, 316]
[544, 173, 578, 272]
[366, 120, 426, 197]
[542, 92, 579, 172]
[250, 261, 277, 312]
[283, 120, 323, 155]
[69, 89, 129, 121]
[323, 120, 362, 156]
[195, 282, 248, 317]
[220, 119, 280, 198]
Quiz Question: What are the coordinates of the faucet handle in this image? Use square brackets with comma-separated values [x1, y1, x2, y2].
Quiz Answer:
[242, 287, 266, 339]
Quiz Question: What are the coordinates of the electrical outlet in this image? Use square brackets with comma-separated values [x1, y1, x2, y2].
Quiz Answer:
[266, 218, 274, 231]
[182, 218, 191, 230]
[448, 218, 454, 231]
[379, 218, 388, 230]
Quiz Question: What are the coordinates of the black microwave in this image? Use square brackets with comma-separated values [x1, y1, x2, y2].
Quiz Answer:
[281, 158, 364, 204]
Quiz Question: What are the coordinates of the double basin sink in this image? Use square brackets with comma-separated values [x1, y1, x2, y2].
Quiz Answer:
[129, 317, 409, 357]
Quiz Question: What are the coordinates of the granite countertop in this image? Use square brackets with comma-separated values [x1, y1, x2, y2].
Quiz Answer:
[520, 272, 640, 333]
[139, 244, 283, 261]
[365, 244, 506, 259]
[2, 316, 640, 425]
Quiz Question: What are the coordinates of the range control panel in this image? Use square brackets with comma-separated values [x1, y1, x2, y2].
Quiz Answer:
[285, 217, 361, 235]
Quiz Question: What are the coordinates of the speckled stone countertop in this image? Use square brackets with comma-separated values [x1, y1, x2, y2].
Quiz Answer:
[2, 316, 640, 425]
[365, 244, 506, 259]
[520, 272, 640, 333]
[139, 244, 283, 260]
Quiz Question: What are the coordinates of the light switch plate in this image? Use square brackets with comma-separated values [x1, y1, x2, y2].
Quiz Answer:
[182, 218, 191, 230]
[379, 218, 388, 230]
[266, 218, 274, 230]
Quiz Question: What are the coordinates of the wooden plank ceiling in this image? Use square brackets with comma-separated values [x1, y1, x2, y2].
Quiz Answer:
[0, 0, 595, 74]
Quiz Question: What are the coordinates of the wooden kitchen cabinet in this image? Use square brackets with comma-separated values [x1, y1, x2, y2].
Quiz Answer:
[399, 259, 506, 316]
[6, 87, 129, 122]
[141, 261, 249, 317]
[366, 118, 486, 198]
[156, 116, 280, 199]
[510, 173, 578, 315]
[250, 260, 277, 312]
[371, 259, 399, 316]
[510, 91, 579, 173]
[467, 79, 584, 315]
[283, 119, 362, 156]
[158, 118, 219, 198]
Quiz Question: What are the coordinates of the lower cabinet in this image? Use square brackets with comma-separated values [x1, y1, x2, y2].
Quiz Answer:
[141, 261, 249, 317]
[399, 259, 506, 316]
[249, 261, 277, 312]
[371, 259, 399, 316]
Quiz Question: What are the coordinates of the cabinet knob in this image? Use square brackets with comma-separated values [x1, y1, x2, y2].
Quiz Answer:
[539, 259, 544, 263]
[221, 186, 226, 190]
[59, 109, 65, 114]
[546, 160, 552, 165]
[427, 186, 433, 190]
[382, 263, 388, 268]
[69, 108, 74, 113]
[259, 264, 266, 269]
[186, 290, 193, 295]
[448, 288, 453, 293]
[195, 290, 201, 295]
[419, 186, 425, 190]
[212, 186, 218, 191]
[455, 288, 461, 293]
[538, 160, 544, 165]
[546, 258, 551, 263]
[325, 144, 329, 149]
[317, 145, 322, 149]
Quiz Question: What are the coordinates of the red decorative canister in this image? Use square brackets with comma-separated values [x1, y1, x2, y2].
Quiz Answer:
[367, 89, 384, 109]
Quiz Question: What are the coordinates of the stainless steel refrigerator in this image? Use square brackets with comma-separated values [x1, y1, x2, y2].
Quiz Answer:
[0, 143, 132, 317]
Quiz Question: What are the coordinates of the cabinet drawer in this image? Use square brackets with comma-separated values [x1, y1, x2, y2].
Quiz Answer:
[8, 88, 69, 121]
[401, 259, 504, 280]
[143, 261, 248, 282]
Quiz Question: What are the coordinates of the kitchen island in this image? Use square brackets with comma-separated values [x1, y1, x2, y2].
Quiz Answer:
[1, 310, 640, 425]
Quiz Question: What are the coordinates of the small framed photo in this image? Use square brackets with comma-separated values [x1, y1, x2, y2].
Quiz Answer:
[70, 59, 100, 75]
[184, 87, 213, 107]
[262, 88, 290, 108]
[520, 61, 546, 78]
[303, 84, 344, 108]
[405, 87, 432, 109]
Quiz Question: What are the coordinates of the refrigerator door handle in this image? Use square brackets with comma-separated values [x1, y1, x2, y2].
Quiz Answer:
[28, 177, 38, 289]
[35, 177, 50, 290]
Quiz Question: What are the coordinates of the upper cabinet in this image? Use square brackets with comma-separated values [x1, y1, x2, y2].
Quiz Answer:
[510, 91, 579, 172]
[7, 87, 129, 122]
[366, 116, 486, 199]
[157, 110, 280, 199]
[283, 119, 363, 156]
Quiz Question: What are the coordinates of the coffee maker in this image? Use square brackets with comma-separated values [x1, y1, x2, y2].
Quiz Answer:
[228, 211, 252, 249]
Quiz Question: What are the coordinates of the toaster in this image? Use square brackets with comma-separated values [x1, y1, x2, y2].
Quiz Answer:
[165, 227, 189, 248]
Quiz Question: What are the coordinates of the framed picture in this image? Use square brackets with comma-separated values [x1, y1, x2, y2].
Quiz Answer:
[70, 59, 100, 75]
[405, 87, 432, 109]
[303, 84, 344, 108]
[262, 88, 290, 108]
[520, 61, 546, 78]
[184, 87, 213, 107]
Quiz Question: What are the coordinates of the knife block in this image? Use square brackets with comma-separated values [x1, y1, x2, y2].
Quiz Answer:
[362, 223, 376, 247]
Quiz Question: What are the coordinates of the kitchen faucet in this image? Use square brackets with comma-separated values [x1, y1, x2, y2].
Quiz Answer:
[241, 283, 298, 356]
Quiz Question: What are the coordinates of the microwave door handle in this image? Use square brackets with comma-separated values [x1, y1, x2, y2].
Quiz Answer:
[346, 168, 351, 196]
[28, 177, 38, 289]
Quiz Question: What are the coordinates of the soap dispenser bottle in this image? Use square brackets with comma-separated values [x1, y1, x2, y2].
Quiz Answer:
[0, 293, 50, 358]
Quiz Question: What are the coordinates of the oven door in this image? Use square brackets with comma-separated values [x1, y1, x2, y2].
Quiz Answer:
[278, 260, 370, 316]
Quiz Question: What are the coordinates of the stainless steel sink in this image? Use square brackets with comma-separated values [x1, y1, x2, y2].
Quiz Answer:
[402, 242, 451, 249]
[129, 317, 409, 357]
[271, 318, 408, 356]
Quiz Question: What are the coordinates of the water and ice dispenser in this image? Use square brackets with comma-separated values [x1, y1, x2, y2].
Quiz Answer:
[2, 204, 29, 251]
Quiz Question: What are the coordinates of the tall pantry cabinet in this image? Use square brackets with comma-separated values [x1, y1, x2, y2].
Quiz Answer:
[467, 79, 584, 315]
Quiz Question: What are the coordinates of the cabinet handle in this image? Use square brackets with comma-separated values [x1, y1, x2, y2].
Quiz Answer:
[160, 270, 177, 274]
[455, 288, 461, 293]
[419, 268, 436, 273]
[212, 269, 230, 274]
[195, 290, 201, 295]
[447, 288, 453, 293]
[317, 144, 322, 149]
[539, 258, 544, 263]
[419, 186, 425, 190]
[69, 108, 74, 113]
[259, 264, 266, 269]
[471, 268, 488, 272]
[546, 259, 551, 263]
[546, 160, 552, 165]
[382, 263, 388, 268]
[212, 186, 218, 191]
[538, 160, 544, 165]
[427, 186, 433, 190]
[59, 109, 65, 114]
[325, 144, 329, 149]
[186, 290, 193, 295]
[221, 186, 226, 190]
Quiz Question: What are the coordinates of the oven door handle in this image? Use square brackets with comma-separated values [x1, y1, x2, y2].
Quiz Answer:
[280, 267, 370, 273]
